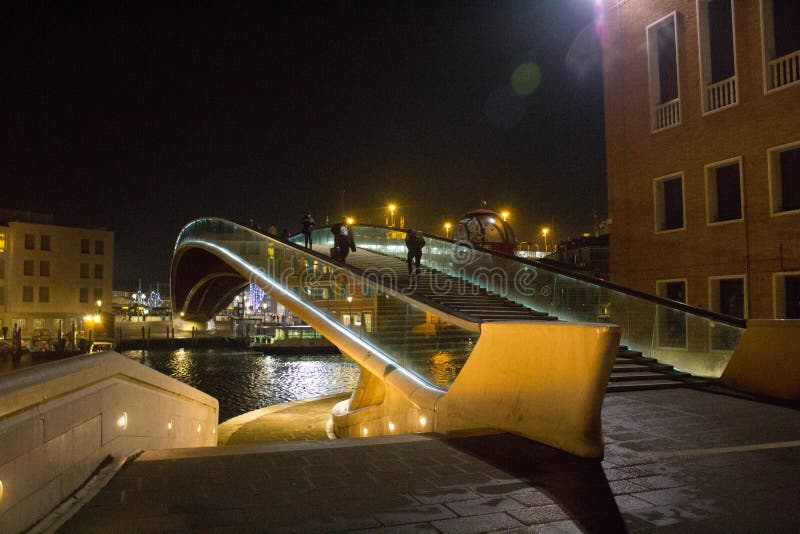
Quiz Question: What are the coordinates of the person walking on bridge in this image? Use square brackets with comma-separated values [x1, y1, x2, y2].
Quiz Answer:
[301, 211, 315, 248]
[331, 221, 356, 262]
[405, 229, 426, 276]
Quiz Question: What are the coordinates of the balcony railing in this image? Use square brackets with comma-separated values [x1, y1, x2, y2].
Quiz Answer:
[705, 75, 737, 112]
[653, 97, 680, 131]
[769, 49, 800, 90]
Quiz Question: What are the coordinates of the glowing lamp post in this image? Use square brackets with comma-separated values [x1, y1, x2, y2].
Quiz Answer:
[444, 222, 452, 239]
[501, 211, 510, 222]
[541, 227, 550, 253]
[388, 204, 397, 227]
[346, 217, 355, 226]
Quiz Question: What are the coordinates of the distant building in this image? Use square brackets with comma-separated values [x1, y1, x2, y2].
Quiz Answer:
[0, 210, 114, 339]
[600, 0, 800, 319]
[550, 234, 610, 280]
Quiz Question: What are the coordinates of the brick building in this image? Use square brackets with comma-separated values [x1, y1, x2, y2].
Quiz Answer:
[600, 0, 800, 319]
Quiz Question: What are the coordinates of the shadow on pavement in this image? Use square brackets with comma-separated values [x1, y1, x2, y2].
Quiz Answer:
[445, 432, 627, 533]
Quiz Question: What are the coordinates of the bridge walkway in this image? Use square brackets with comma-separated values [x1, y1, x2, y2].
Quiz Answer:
[341, 247, 702, 393]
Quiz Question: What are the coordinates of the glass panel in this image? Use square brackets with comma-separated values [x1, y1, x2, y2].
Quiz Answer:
[296, 225, 746, 378]
[177, 218, 478, 389]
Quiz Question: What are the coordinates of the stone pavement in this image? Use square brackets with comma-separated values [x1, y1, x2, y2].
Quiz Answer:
[217, 393, 350, 445]
[59, 389, 800, 533]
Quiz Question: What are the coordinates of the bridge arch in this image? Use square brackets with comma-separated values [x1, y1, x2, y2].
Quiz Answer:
[170, 218, 620, 457]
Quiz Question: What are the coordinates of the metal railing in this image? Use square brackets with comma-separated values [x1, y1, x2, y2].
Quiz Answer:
[175, 218, 478, 389]
[300, 225, 745, 378]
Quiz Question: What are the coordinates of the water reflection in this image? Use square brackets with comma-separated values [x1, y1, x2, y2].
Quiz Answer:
[123, 349, 359, 422]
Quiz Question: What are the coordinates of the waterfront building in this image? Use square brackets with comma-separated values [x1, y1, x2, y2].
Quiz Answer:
[0, 209, 114, 340]
[599, 0, 800, 319]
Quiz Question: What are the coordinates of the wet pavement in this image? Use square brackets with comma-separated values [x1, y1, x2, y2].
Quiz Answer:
[59, 388, 800, 533]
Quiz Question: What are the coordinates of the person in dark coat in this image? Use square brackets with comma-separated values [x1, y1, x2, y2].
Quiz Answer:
[301, 211, 315, 248]
[331, 221, 356, 262]
[405, 229, 426, 276]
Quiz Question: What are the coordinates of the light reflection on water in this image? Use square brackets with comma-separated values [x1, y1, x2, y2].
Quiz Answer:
[122, 348, 360, 422]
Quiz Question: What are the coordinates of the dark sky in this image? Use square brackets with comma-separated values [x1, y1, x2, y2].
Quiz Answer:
[2, 1, 606, 288]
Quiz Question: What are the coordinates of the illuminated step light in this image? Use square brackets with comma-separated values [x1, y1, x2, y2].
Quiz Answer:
[167, 419, 173, 431]
[362, 427, 369, 436]
[419, 416, 427, 427]
[212, 427, 216, 434]
[117, 412, 128, 430]
[388, 422, 395, 432]
[197, 423, 202, 433]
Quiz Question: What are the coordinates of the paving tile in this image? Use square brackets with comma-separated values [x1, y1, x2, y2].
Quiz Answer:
[413, 486, 481, 504]
[507, 504, 569, 525]
[444, 496, 528, 517]
[374, 504, 456, 526]
[431, 511, 525, 533]
[508, 489, 555, 507]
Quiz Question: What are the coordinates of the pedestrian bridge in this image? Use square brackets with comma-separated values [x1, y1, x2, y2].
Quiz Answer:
[171, 218, 749, 457]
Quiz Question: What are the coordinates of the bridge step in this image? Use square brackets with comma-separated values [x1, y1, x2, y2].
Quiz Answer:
[607, 379, 685, 392]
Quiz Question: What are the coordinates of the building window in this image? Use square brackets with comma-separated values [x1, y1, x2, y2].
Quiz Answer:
[79, 287, 89, 303]
[647, 12, 681, 131]
[41, 235, 51, 251]
[80, 263, 89, 278]
[39, 286, 50, 303]
[768, 141, 800, 215]
[761, 0, 800, 91]
[95, 240, 104, 255]
[81, 239, 90, 254]
[774, 271, 800, 319]
[33, 318, 46, 330]
[654, 174, 685, 232]
[709, 275, 746, 319]
[93, 288, 103, 303]
[94, 264, 103, 279]
[0, 231, 5, 253]
[697, 0, 737, 113]
[706, 157, 743, 224]
[24, 260, 34, 276]
[23, 285, 34, 302]
[39, 260, 50, 277]
[656, 279, 687, 349]
[25, 233, 35, 250]
[14, 319, 26, 331]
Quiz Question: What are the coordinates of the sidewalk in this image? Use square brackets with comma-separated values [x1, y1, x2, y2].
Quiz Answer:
[59, 389, 800, 532]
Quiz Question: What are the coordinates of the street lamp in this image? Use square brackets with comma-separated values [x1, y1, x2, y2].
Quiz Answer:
[346, 217, 355, 226]
[501, 211, 510, 222]
[388, 204, 397, 227]
[444, 222, 452, 239]
[541, 227, 550, 253]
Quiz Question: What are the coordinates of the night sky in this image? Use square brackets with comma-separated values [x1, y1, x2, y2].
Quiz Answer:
[2, 1, 606, 288]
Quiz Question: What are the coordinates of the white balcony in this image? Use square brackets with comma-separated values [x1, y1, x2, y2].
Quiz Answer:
[769, 49, 800, 90]
[653, 98, 681, 131]
[705, 75, 737, 113]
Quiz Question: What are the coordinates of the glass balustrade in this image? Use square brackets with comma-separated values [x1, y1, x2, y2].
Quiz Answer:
[296, 225, 744, 378]
[177, 218, 478, 389]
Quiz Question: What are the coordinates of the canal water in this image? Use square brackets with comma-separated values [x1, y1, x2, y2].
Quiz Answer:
[122, 348, 360, 422]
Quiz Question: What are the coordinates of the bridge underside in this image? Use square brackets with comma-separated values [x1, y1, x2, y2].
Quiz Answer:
[172, 247, 248, 323]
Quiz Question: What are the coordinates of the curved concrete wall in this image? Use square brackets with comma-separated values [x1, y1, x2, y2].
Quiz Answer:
[333, 322, 620, 458]
[0, 352, 218, 532]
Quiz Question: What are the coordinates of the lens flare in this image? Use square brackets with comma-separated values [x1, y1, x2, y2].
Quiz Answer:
[511, 62, 541, 96]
